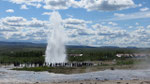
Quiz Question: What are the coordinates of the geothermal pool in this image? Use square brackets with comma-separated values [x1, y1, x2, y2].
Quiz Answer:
[1, 66, 150, 83]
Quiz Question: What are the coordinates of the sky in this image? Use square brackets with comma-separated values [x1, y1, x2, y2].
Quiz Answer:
[0, 0, 150, 47]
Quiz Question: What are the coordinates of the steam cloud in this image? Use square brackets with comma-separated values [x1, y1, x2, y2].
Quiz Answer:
[45, 11, 67, 63]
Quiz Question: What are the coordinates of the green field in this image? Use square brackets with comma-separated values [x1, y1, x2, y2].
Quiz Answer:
[0, 42, 150, 73]
[0, 43, 149, 64]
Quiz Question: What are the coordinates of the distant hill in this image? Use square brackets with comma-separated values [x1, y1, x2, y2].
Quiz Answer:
[126, 46, 137, 49]
[0, 41, 96, 48]
[66, 45, 96, 48]
[0, 41, 34, 45]
[99, 46, 119, 48]
[0, 41, 46, 48]
[0, 41, 139, 49]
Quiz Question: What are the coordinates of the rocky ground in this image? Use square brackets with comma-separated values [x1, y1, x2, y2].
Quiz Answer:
[48, 80, 150, 84]
[1, 65, 150, 84]
[1, 80, 150, 84]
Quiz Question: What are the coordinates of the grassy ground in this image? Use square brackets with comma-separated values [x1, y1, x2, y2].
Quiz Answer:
[11, 58, 148, 74]
[12, 66, 87, 74]
[12, 64, 138, 74]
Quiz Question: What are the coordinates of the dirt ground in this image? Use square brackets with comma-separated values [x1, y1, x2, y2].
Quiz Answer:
[45, 80, 150, 84]
[1, 80, 150, 84]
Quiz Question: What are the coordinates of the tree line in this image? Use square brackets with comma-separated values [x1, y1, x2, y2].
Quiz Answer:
[0, 51, 44, 64]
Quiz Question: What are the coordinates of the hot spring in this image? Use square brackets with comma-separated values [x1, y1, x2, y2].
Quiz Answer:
[45, 11, 67, 64]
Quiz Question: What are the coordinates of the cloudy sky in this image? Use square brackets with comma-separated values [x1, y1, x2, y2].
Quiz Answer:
[0, 0, 150, 47]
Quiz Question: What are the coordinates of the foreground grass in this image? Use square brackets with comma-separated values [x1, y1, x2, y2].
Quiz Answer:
[12, 64, 137, 74]
[12, 66, 88, 74]
[12, 59, 145, 74]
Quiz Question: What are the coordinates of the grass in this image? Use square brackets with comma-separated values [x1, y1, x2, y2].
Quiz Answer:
[12, 66, 86, 74]
[12, 66, 51, 72]
[11, 62, 136, 74]
[116, 59, 134, 65]
[11, 59, 138, 74]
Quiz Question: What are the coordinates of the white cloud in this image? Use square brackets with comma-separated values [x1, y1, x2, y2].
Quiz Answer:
[90, 23, 135, 47]
[28, 18, 46, 27]
[80, 0, 137, 11]
[21, 5, 28, 9]
[114, 13, 125, 17]
[5, 9, 14, 13]
[93, 24, 128, 38]
[2, 32, 14, 39]
[0, 16, 47, 41]
[0, 16, 93, 42]
[64, 18, 94, 39]
[9, 0, 138, 11]
[36, 3, 42, 8]
[43, 0, 71, 10]
[147, 25, 150, 29]
[43, 0, 82, 10]
[135, 22, 139, 25]
[1, 16, 150, 47]
[42, 12, 52, 15]
[64, 18, 91, 25]
[108, 22, 118, 26]
[107, 11, 150, 21]
[2, 16, 27, 27]
[10, 0, 42, 8]
[64, 18, 91, 30]
[66, 14, 74, 18]
[140, 7, 149, 12]
[146, 13, 150, 17]
[128, 26, 133, 28]
[136, 26, 144, 29]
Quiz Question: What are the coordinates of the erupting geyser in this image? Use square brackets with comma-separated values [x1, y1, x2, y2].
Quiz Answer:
[45, 11, 67, 64]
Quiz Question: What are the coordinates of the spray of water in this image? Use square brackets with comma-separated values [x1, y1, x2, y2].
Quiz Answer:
[45, 11, 67, 64]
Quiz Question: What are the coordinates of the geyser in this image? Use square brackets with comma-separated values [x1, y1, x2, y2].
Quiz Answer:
[45, 11, 67, 64]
